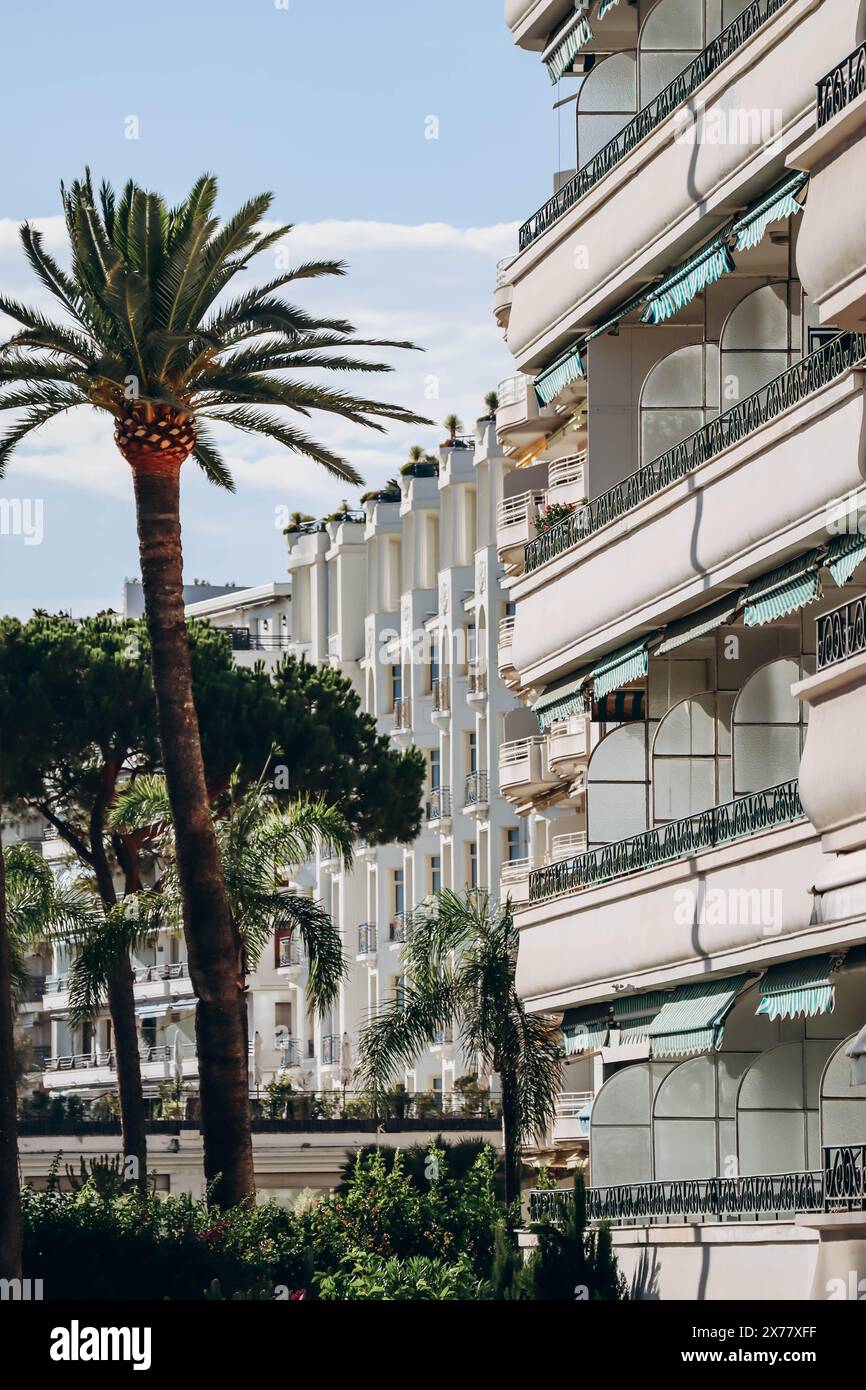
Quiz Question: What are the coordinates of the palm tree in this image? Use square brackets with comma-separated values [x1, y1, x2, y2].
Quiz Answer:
[356, 890, 562, 1205]
[104, 774, 349, 1063]
[0, 172, 428, 1205]
[442, 414, 464, 446]
[483, 390, 499, 419]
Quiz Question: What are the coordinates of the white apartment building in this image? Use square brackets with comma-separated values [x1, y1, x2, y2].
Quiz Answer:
[496, 0, 866, 1299]
[277, 419, 524, 1097]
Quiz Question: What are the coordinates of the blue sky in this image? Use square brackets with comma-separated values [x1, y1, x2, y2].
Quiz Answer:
[0, 0, 558, 618]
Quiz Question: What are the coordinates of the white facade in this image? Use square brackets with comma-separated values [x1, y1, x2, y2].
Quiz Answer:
[497, 0, 866, 1297]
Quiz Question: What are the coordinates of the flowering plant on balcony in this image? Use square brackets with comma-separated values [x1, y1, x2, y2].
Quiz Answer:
[534, 501, 576, 535]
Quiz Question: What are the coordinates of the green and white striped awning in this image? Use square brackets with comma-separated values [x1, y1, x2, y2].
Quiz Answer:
[733, 172, 808, 253]
[826, 532, 866, 587]
[598, 0, 621, 15]
[590, 639, 649, 701]
[656, 595, 740, 655]
[535, 343, 586, 406]
[756, 955, 835, 1022]
[640, 240, 736, 325]
[563, 1005, 610, 1055]
[743, 552, 821, 627]
[612, 991, 668, 1044]
[533, 673, 587, 730]
[647, 975, 749, 1057]
[543, 11, 593, 83]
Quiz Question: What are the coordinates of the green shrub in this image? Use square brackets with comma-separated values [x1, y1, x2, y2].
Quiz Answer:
[314, 1250, 483, 1300]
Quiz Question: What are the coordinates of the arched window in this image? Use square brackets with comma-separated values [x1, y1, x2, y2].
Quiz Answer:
[588, 1059, 675, 1187]
[638, 0, 728, 105]
[575, 52, 637, 169]
[731, 657, 809, 797]
[586, 722, 650, 849]
[640, 342, 719, 466]
[719, 283, 798, 407]
[736, 1039, 837, 1176]
[652, 1051, 755, 1181]
[652, 691, 733, 823]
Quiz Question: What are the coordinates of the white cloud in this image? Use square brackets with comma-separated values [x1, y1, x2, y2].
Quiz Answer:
[269, 219, 519, 258]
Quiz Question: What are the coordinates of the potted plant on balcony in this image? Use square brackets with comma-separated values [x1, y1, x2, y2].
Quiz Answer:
[441, 414, 468, 448]
[481, 391, 499, 420]
[534, 501, 577, 536]
[400, 446, 439, 478]
[282, 511, 315, 535]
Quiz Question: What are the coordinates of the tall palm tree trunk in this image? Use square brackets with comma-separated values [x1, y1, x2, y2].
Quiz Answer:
[0, 773, 22, 1280]
[131, 456, 254, 1207]
[501, 1065, 522, 1209]
[106, 960, 148, 1192]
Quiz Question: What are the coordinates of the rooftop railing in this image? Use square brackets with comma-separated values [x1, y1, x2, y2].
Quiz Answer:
[529, 779, 803, 902]
[518, 0, 789, 251]
[525, 332, 866, 573]
[817, 40, 866, 127]
[227, 627, 292, 652]
[816, 593, 866, 671]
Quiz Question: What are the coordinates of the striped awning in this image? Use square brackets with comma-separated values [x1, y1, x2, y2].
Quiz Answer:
[543, 11, 593, 83]
[647, 975, 749, 1057]
[563, 1005, 610, 1055]
[533, 673, 587, 730]
[598, 0, 621, 15]
[733, 172, 808, 253]
[826, 532, 866, 587]
[743, 552, 821, 627]
[135, 1002, 170, 1019]
[757, 956, 835, 1022]
[535, 343, 586, 406]
[640, 240, 736, 325]
[656, 595, 740, 655]
[612, 990, 668, 1044]
[590, 639, 649, 700]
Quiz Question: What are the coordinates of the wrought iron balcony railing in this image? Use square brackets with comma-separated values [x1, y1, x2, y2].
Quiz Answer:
[393, 698, 412, 731]
[357, 922, 377, 955]
[529, 780, 803, 903]
[281, 1038, 301, 1069]
[817, 41, 866, 128]
[518, 0, 788, 252]
[426, 787, 452, 822]
[227, 627, 292, 652]
[816, 593, 866, 670]
[467, 664, 488, 698]
[525, 332, 866, 573]
[530, 1146, 864, 1226]
[464, 770, 489, 807]
[388, 913, 408, 945]
[278, 937, 302, 969]
[431, 677, 450, 713]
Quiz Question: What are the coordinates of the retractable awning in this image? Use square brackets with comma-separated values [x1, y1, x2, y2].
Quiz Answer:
[135, 1002, 170, 1020]
[590, 639, 649, 700]
[743, 552, 821, 627]
[733, 171, 808, 253]
[612, 991, 669, 1044]
[756, 955, 835, 1022]
[562, 1005, 610, 1055]
[826, 532, 866, 587]
[656, 595, 740, 655]
[647, 975, 750, 1057]
[532, 673, 587, 730]
[640, 240, 736, 325]
[543, 11, 593, 83]
[598, 0, 621, 15]
[534, 344, 585, 406]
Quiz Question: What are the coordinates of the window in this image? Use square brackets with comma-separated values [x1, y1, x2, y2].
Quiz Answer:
[430, 748, 441, 791]
[505, 600, 516, 619]
[393, 868, 405, 918]
[391, 664, 402, 709]
[395, 975, 406, 1010]
[432, 1076, 443, 1094]
[466, 623, 477, 667]
[506, 826, 523, 863]
[468, 842, 478, 890]
[468, 731, 478, 775]
[430, 636, 440, 688]
[430, 854, 441, 894]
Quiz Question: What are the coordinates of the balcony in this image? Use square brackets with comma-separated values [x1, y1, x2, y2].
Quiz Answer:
[431, 676, 450, 717]
[426, 787, 452, 825]
[546, 715, 589, 779]
[357, 922, 377, 957]
[281, 1038, 301, 1069]
[499, 736, 560, 805]
[552, 1090, 593, 1145]
[506, 0, 854, 372]
[545, 452, 587, 510]
[431, 1026, 455, 1050]
[546, 831, 588, 865]
[467, 663, 488, 701]
[501, 857, 532, 905]
[498, 617, 517, 681]
[389, 913, 407, 945]
[494, 255, 515, 332]
[495, 375, 563, 452]
[792, 41, 866, 330]
[227, 627, 291, 653]
[496, 490, 542, 570]
[511, 335, 866, 685]
[278, 937, 302, 971]
[463, 770, 489, 813]
[321, 1033, 341, 1067]
[392, 698, 412, 733]
[515, 780, 826, 1014]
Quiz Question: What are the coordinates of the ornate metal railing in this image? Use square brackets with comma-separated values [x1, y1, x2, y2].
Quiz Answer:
[464, 770, 489, 807]
[467, 664, 488, 697]
[278, 937, 301, 969]
[817, 41, 866, 127]
[525, 332, 866, 573]
[321, 1033, 341, 1066]
[389, 913, 407, 944]
[227, 627, 292, 652]
[426, 787, 452, 822]
[393, 698, 412, 731]
[529, 780, 803, 902]
[816, 594, 866, 670]
[357, 922, 377, 955]
[432, 677, 450, 713]
[824, 1143, 866, 1210]
[281, 1038, 301, 1069]
[518, 0, 788, 251]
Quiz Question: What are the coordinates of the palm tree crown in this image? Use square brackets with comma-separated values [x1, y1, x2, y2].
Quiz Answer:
[0, 171, 429, 486]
